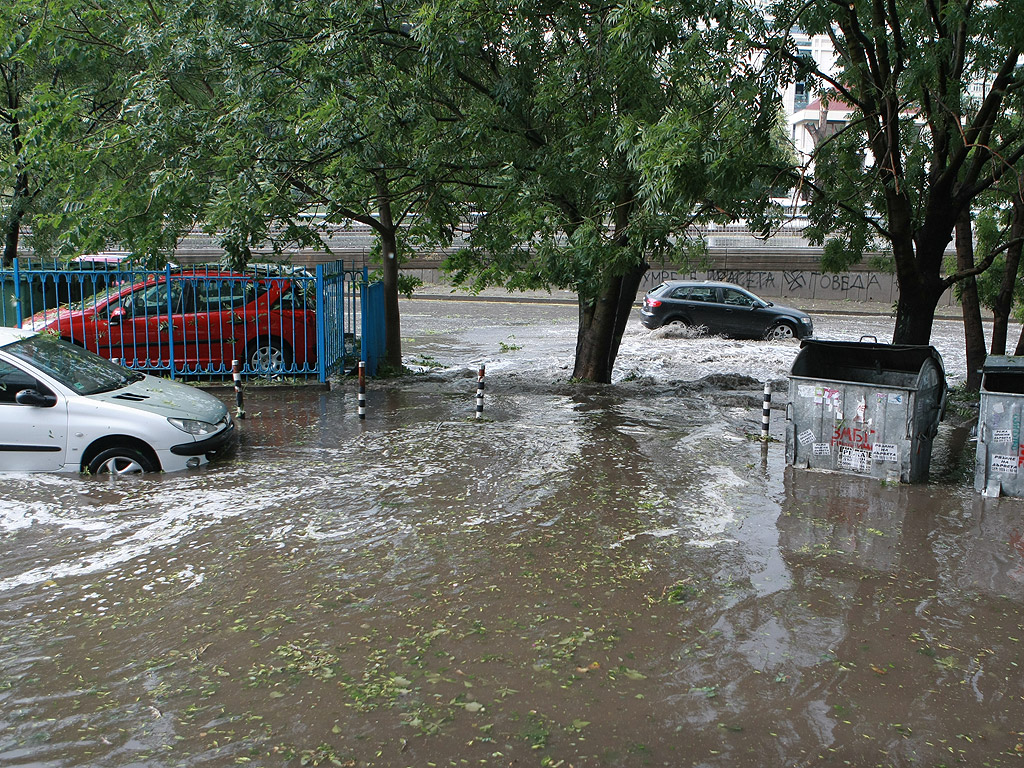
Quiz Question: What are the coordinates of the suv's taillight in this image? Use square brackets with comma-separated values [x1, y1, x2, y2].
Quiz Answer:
[646, 299, 661, 308]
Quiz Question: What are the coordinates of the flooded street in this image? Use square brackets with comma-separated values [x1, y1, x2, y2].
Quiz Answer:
[3, 301, 1024, 767]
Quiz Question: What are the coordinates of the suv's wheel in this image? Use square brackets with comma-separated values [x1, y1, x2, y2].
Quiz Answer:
[766, 321, 797, 341]
[86, 447, 157, 475]
[664, 317, 689, 328]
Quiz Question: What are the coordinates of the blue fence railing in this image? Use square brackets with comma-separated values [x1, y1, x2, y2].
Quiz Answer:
[0, 259, 380, 381]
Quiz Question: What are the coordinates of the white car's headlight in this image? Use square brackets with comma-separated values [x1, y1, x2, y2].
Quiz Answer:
[168, 417, 220, 435]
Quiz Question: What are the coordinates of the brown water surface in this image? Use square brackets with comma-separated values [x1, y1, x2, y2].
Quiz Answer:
[1, 380, 1022, 768]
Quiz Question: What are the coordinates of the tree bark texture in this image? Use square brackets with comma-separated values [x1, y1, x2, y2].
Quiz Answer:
[2, 117, 27, 268]
[374, 174, 403, 371]
[889, 196, 963, 346]
[572, 263, 647, 383]
[379, 227, 402, 371]
[993, 186, 1024, 356]
[955, 209, 985, 391]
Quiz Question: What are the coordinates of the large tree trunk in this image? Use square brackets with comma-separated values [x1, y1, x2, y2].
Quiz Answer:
[379, 226, 402, 371]
[891, 228, 952, 346]
[889, 190, 961, 346]
[955, 209, 985, 391]
[2, 204, 21, 267]
[2, 120, 28, 268]
[889, 203, 944, 345]
[572, 263, 647, 383]
[571, 187, 646, 383]
[992, 186, 1024, 356]
[892, 285, 943, 346]
[374, 175, 402, 371]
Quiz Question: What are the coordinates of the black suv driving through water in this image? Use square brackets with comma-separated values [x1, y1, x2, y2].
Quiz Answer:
[639, 280, 814, 340]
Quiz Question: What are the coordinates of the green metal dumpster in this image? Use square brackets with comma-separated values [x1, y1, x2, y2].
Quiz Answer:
[786, 339, 947, 483]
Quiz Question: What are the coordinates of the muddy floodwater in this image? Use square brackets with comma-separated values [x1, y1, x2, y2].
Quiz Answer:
[3, 304, 1024, 767]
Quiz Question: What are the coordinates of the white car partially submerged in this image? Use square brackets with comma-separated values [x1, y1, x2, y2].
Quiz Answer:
[0, 327, 234, 474]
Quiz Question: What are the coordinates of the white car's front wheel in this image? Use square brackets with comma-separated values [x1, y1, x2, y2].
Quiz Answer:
[86, 447, 157, 475]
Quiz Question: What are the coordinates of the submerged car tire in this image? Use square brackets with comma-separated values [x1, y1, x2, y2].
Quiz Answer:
[766, 321, 797, 341]
[247, 339, 292, 376]
[87, 447, 157, 475]
[664, 318, 689, 328]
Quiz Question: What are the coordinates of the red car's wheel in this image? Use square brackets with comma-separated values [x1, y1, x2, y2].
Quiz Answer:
[247, 339, 291, 375]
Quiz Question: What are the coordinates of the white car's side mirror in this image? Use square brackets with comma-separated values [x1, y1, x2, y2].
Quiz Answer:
[15, 389, 58, 408]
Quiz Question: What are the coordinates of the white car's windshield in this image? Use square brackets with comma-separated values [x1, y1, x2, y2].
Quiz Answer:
[5, 334, 144, 395]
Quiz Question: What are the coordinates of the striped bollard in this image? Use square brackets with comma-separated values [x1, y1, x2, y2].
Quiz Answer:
[475, 365, 485, 420]
[761, 381, 771, 440]
[232, 359, 245, 419]
[358, 361, 366, 420]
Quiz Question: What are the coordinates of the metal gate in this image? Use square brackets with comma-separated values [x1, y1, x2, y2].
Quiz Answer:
[0, 258, 378, 381]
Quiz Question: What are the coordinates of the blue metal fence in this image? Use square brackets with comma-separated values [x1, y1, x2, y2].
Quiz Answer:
[0, 258, 380, 381]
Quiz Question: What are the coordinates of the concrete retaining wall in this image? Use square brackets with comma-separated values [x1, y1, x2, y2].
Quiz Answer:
[133, 244, 962, 307]
[399, 264, 958, 307]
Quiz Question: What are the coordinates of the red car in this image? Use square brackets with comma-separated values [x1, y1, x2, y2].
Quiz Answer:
[22, 268, 317, 375]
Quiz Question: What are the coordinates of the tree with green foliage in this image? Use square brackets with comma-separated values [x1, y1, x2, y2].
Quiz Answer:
[424, 0, 790, 382]
[0, 0, 215, 266]
[0, 0, 131, 265]
[963, 173, 1024, 356]
[82, 0, 472, 369]
[769, 0, 1024, 346]
[275, 1, 471, 371]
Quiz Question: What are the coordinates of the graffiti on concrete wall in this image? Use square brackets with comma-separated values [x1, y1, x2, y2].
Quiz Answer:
[706, 270, 777, 291]
[812, 272, 883, 293]
[406, 265, 954, 306]
[783, 272, 806, 292]
[639, 268, 901, 303]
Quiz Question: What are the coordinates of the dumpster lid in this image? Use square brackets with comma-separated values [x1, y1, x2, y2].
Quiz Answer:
[790, 339, 945, 378]
[982, 355, 1024, 373]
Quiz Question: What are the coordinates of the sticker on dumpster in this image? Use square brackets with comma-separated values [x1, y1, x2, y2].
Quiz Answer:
[994, 429, 1013, 444]
[871, 443, 899, 462]
[813, 442, 831, 456]
[991, 454, 1019, 474]
[838, 446, 871, 472]
[855, 396, 867, 422]
[798, 429, 815, 445]
[888, 393, 904, 405]
[815, 387, 842, 411]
